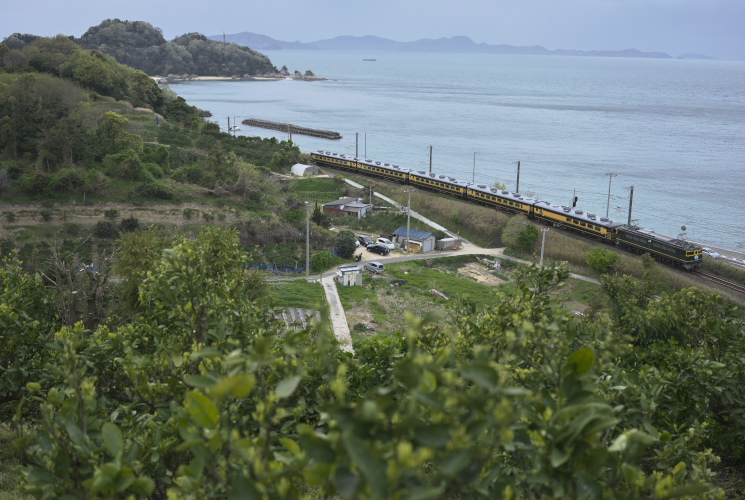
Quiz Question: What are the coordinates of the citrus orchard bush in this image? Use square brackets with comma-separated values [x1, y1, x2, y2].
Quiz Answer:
[1, 228, 740, 498]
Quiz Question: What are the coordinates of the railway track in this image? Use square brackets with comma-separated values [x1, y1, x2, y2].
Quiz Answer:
[692, 271, 745, 295]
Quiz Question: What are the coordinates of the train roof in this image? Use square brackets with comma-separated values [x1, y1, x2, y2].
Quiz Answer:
[410, 170, 471, 188]
[533, 200, 624, 228]
[468, 183, 539, 205]
[617, 225, 702, 250]
[314, 151, 414, 174]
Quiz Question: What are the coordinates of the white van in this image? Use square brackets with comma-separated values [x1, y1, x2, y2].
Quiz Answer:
[364, 261, 385, 274]
[376, 237, 394, 250]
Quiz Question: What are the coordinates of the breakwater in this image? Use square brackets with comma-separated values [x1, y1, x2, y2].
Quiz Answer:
[242, 119, 342, 140]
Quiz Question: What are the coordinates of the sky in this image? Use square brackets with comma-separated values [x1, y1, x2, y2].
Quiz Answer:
[2, 0, 744, 60]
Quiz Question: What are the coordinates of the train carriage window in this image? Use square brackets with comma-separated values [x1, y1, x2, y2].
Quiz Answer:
[579, 222, 586, 227]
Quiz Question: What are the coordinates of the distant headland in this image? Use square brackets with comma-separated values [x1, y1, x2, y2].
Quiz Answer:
[209, 33, 714, 60]
[2, 19, 325, 80]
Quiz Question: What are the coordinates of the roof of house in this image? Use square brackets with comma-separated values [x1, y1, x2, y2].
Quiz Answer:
[337, 265, 362, 273]
[323, 197, 371, 207]
[392, 227, 436, 240]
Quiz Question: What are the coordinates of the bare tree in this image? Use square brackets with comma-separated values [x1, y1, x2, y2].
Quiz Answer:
[41, 244, 114, 329]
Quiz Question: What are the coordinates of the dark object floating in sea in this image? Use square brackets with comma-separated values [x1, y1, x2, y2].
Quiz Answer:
[243, 118, 342, 140]
[362, 58, 376, 61]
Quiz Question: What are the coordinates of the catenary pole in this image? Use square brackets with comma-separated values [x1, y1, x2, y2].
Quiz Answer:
[516, 161, 521, 193]
[606, 173, 617, 219]
[540, 228, 549, 269]
[628, 186, 634, 226]
[429, 146, 433, 173]
[473, 152, 476, 182]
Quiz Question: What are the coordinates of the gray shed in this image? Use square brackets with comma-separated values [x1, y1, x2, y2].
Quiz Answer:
[392, 227, 437, 253]
[291, 163, 320, 176]
[336, 265, 363, 286]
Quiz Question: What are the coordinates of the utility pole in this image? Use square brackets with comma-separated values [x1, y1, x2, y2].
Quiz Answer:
[305, 202, 310, 278]
[369, 184, 373, 205]
[429, 146, 433, 173]
[606, 173, 617, 219]
[227, 117, 230, 132]
[473, 152, 476, 183]
[540, 228, 549, 269]
[364, 133, 367, 158]
[355, 132, 359, 170]
[516, 161, 521, 193]
[627, 186, 634, 226]
[405, 190, 413, 252]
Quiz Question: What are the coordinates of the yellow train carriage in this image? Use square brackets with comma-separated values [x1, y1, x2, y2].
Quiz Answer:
[356, 160, 408, 183]
[409, 172, 468, 198]
[466, 186, 532, 215]
[310, 151, 357, 171]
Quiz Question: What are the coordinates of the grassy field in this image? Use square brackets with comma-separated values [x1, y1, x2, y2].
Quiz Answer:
[270, 279, 327, 309]
[0, 425, 27, 500]
[331, 256, 605, 341]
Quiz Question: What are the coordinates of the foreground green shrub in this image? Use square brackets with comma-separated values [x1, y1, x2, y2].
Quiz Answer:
[12, 257, 728, 498]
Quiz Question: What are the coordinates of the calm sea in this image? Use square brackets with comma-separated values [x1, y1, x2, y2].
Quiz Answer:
[171, 51, 745, 250]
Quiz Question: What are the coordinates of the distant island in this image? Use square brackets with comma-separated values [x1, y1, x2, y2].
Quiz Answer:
[677, 53, 716, 60]
[208, 33, 713, 60]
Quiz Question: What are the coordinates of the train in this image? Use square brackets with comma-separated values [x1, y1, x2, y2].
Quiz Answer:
[310, 150, 704, 270]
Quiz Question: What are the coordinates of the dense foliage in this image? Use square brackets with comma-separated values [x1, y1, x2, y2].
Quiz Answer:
[501, 215, 539, 252]
[0, 226, 743, 498]
[336, 230, 358, 259]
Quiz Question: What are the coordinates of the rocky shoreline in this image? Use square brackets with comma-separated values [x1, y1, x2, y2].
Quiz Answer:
[155, 65, 326, 83]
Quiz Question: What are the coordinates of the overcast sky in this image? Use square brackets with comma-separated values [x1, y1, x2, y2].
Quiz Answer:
[2, 0, 744, 60]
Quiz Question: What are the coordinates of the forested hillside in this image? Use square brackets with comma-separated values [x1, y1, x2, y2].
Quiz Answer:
[0, 33, 298, 198]
[3, 19, 280, 77]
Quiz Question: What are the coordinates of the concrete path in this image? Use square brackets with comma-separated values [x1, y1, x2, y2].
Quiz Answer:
[320, 274, 354, 353]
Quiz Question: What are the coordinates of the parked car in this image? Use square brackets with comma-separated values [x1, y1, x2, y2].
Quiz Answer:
[364, 261, 385, 274]
[358, 235, 374, 247]
[703, 248, 721, 259]
[367, 243, 390, 256]
[376, 237, 394, 250]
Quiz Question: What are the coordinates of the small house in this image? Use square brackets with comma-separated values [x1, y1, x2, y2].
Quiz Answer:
[336, 265, 363, 286]
[392, 227, 437, 253]
[323, 197, 372, 219]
